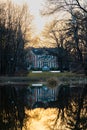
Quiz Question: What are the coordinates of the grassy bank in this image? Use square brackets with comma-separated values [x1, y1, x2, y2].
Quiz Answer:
[27, 71, 87, 84]
[27, 71, 85, 79]
[27, 71, 73, 79]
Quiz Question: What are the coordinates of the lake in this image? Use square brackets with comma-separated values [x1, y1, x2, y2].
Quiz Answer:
[0, 81, 87, 130]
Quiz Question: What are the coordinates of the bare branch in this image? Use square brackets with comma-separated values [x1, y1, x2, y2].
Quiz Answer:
[76, 0, 87, 13]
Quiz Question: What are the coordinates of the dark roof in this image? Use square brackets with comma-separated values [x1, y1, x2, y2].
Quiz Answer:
[31, 48, 58, 55]
[32, 48, 44, 55]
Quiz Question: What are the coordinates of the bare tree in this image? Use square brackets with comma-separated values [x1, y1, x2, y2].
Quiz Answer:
[42, 0, 87, 15]
[0, 1, 33, 75]
[42, 0, 87, 72]
[42, 20, 70, 72]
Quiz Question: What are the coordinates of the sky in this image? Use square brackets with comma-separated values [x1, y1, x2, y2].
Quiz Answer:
[11, 0, 72, 36]
[12, 0, 48, 36]
[5, 0, 75, 36]
[2, 0, 87, 36]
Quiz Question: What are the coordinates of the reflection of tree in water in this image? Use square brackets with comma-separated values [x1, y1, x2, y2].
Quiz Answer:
[53, 84, 87, 130]
[0, 85, 29, 130]
[23, 83, 87, 130]
[0, 84, 87, 130]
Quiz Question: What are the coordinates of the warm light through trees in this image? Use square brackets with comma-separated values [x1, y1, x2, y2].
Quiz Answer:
[41, 0, 87, 74]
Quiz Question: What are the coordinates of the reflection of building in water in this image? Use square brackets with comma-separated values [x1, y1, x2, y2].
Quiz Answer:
[28, 85, 57, 107]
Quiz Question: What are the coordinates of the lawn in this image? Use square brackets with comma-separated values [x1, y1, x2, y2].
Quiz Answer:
[27, 71, 75, 79]
[27, 71, 86, 83]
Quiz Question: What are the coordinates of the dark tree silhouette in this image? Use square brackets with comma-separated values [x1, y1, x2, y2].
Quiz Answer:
[0, 85, 30, 130]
